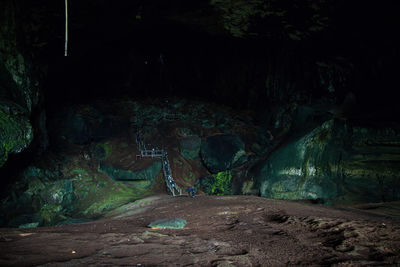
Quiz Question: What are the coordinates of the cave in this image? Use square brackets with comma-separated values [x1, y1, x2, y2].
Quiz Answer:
[1, 0, 400, 265]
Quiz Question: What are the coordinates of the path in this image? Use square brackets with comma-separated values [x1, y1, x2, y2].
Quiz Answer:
[131, 117, 183, 196]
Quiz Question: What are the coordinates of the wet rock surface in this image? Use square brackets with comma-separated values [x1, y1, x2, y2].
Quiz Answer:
[253, 119, 400, 204]
[0, 195, 399, 266]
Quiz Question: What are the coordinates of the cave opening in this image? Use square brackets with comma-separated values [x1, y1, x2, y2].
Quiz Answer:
[1, 0, 399, 234]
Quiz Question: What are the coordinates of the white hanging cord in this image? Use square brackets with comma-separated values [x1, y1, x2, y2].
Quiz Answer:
[64, 0, 68, 56]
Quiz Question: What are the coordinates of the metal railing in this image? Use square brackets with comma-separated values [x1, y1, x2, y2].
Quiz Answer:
[131, 119, 182, 196]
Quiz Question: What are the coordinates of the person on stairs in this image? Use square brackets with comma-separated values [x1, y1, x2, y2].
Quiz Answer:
[191, 187, 196, 198]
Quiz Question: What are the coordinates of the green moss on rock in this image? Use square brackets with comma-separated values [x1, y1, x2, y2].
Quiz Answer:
[255, 120, 400, 204]
[148, 218, 187, 229]
[93, 141, 113, 160]
[201, 170, 232, 195]
[39, 204, 63, 225]
[0, 109, 33, 167]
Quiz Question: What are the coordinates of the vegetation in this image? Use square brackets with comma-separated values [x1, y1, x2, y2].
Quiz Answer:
[210, 170, 232, 195]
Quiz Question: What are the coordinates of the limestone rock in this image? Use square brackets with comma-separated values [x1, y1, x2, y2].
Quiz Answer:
[254, 120, 400, 204]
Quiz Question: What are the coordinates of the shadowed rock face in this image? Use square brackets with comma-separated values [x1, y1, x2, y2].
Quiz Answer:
[254, 120, 400, 204]
[180, 135, 201, 159]
[100, 161, 162, 184]
[0, 109, 33, 167]
[201, 134, 247, 173]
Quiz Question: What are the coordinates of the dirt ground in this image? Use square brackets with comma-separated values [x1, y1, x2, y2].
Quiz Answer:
[1, 195, 400, 266]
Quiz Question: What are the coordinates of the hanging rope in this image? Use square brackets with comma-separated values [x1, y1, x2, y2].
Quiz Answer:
[64, 0, 68, 56]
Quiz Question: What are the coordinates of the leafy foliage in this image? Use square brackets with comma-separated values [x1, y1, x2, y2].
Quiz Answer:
[209, 170, 232, 195]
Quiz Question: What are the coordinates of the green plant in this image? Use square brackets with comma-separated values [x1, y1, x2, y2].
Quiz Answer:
[211, 170, 232, 195]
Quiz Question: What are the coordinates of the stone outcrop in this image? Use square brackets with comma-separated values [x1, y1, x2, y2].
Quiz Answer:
[0, 0, 47, 167]
[252, 120, 400, 204]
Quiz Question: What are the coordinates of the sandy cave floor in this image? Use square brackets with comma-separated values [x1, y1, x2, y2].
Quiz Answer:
[1, 195, 400, 266]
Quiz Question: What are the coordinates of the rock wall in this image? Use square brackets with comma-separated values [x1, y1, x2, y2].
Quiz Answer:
[0, 0, 47, 167]
[252, 120, 400, 204]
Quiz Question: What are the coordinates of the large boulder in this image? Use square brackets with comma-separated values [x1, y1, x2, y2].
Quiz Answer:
[253, 120, 400, 204]
[0, 161, 157, 227]
[180, 135, 201, 159]
[201, 134, 247, 173]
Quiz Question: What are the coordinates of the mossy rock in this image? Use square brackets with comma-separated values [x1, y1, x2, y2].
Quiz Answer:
[39, 204, 64, 225]
[0, 109, 33, 167]
[71, 168, 154, 218]
[18, 222, 39, 229]
[93, 141, 113, 160]
[148, 218, 187, 229]
[255, 120, 400, 204]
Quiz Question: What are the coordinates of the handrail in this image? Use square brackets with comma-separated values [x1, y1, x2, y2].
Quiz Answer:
[131, 119, 182, 196]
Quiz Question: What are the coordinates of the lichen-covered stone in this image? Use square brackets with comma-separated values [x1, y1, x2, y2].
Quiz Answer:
[148, 218, 187, 229]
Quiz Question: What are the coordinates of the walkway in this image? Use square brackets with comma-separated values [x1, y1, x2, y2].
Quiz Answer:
[131, 120, 183, 196]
